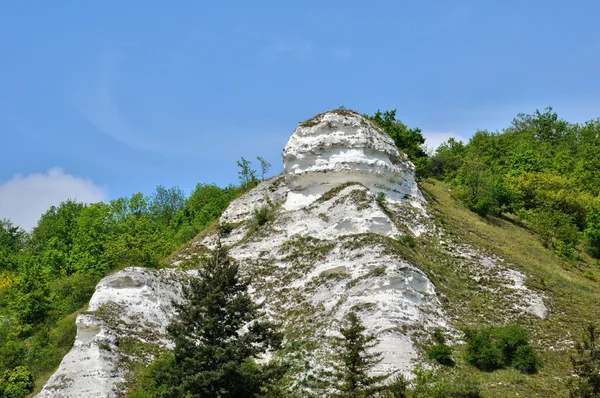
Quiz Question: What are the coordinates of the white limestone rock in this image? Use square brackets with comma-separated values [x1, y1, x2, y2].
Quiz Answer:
[282, 109, 423, 210]
[36, 267, 187, 398]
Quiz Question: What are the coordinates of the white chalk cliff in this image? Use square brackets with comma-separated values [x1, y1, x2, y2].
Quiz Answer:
[38, 110, 546, 397]
[282, 109, 423, 210]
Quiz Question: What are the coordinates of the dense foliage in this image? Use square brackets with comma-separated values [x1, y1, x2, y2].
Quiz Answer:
[0, 158, 265, 397]
[464, 325, 540, 374]
[425, 107, 600, 260]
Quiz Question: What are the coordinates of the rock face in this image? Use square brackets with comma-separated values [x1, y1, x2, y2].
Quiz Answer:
[282, 109, 422, 210]
[36, 268, 187, 398]
[39, 109, 548, 397]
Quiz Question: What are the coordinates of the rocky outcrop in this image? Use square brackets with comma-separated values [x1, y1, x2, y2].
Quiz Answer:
[37, 268, 187, 398]
[39, 109, 548, 397]
[282, 109, 422, 210]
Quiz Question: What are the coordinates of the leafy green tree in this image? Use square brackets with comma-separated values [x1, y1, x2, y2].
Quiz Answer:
[455, 156, 495, 217]
[10, 263, 50, 325]
[30, 200, 84, 275]
[0, 366, 34, 398]
[69, 202, 115, 275]
[333, 312, 386, 398]
[585, 205, 600, 258]
[0, 220, 26, 272]
[368, 110, 428, 178]
[428, 138, 466, 180]
[237, 157, 258, 189]
[184, 184, 235, 231]
[257, 156, 272, 181]
[569, 325, 600, 397]
[163, 242, 283, 397]
[150, 186, 186, 227]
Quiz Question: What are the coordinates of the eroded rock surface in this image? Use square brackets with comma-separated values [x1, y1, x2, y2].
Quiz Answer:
[282, 110, 423, 209]
[40, 109, 549, 396]
[37, 268, 186, 398]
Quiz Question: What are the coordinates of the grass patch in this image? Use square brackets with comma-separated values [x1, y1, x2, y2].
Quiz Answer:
[418, 180, 600, 396]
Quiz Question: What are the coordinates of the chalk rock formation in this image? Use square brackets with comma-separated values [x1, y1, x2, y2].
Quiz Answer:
[282, 109, 422, 209]
[38, 109, 547, 397]
[36, 268, 186, 398]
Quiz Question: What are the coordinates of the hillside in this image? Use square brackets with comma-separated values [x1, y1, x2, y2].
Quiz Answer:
[29, 109, 600, 397]
[0, 108, 599, 397]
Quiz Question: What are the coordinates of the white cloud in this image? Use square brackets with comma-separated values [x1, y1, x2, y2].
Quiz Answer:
[0, 168, 107, 230]
[422, 130, 469, 153]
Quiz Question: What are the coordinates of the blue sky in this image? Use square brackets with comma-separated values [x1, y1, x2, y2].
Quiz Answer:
[1, 0, 600, 228]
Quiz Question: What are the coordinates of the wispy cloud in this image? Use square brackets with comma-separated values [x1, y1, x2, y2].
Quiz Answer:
[0, 168, 107, 230]
[263, 37, 312, 62]
[76, 55, 193, 156]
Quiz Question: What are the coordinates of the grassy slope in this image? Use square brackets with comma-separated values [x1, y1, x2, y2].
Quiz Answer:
[419, 180, 600, 397]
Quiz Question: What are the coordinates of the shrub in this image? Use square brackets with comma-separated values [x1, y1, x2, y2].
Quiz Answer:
[0, 366, 34, 398]
[512, 345, 541, 374]
[219, 222, 234, 236]
[426, 329, 454, 366]
[376, 192, 387, 208]
[382, 374, 408, 397]
[464, 328, 504, 371]
[253, 206, 272, 227]
[464, 325, 539, 373]
[398, 234, 416, 248]
[493, 324, 529, 364]
[427, 344, 454, 367]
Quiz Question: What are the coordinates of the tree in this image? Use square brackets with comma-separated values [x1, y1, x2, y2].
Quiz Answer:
[257, 156, 271, 181]
[10, 263, 50, 325]
[163, 241, 283, 397]
[150, 186, 186, 227]
[368, 110, 427, 178]
[585, 205, 600, 258]
[333, 312, 386, 398]
[569, 325, 600, 397]
[0, 220, 26, 272]
[237, 157, 258, 189]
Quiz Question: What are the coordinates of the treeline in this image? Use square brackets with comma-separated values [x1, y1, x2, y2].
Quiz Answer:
[372, 107, 600, 261]
[424, 107, 600, 260]
[0, 157, 269, 397]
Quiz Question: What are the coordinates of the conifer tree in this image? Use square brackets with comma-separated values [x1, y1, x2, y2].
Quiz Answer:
[163, 240, 283, 397]
[333, 312, 387, 398]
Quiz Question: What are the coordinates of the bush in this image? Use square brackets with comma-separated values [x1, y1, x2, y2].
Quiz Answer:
[427, 344, 454, 367]
[253, 206, 273, 227]
[493, 324, 529, 364]
[382, 373, 408, 397]
[426, 329, 454, 366]
[398, 234, 416, 248]
[464, 328, 504, 371]
[219, 222, 234, 236]
[0, 366, 34, 398]
[512, 345, 540, 374]
[464, 325, 539, 373]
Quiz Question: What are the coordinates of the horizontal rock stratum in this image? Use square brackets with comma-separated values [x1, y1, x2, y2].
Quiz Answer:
[283, 109, 423, 210]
